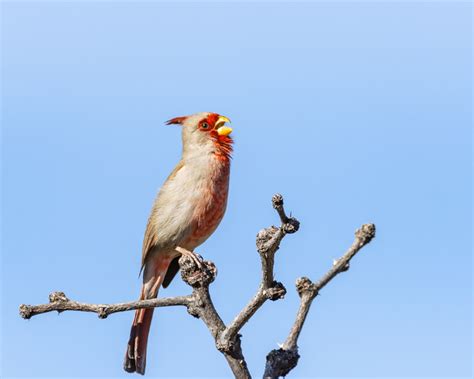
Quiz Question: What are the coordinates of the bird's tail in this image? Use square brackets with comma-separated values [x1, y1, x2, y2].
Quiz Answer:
[124, 257, 171, 375]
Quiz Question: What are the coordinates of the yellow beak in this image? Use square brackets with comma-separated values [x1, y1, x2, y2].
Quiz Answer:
[215, 115, 233, 136]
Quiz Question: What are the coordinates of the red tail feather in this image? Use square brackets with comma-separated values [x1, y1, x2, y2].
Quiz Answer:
[124, 257, 171, 374]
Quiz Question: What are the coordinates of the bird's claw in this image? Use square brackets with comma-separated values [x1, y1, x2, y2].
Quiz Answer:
[175, 246, 203, 269]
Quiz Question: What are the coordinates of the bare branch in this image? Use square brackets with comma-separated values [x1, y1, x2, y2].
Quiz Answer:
[18, 194, 374, 379]
[20, 250, 252, 378]
[19, 291, 194, 320]
[178, 254, 251, 378]
[311, 223, 376, 296]
[263, 223, 376, 378]
[219, 194, 299, 349]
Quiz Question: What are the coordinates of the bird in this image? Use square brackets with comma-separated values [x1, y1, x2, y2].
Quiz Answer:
[124, 112, 233, 375]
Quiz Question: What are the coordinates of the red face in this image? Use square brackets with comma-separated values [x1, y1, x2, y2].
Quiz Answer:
[198, 113, 219, 132]
[166, 113, 233, 160]
[166, 113, 229, 132]
[199, 114, 233, 160]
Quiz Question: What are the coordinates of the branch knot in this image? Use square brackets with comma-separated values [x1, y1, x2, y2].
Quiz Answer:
[264, 348, 300, 378]
[97, 306, 108, 319]
[282, 217, 300, 234]
[295, 277, 318, 298]
[179, 256, 217, 288]
[265, 281, 287, 301]
[186, 303, 201, 318]
[49, 291, 69, 303]
[256, 226, 279, 255]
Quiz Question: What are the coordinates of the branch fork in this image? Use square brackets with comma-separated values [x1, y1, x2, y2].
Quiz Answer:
[263, 223, 376, 378]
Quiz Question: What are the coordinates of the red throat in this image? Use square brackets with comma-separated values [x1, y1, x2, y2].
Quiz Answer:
[212, 133, 233, 162]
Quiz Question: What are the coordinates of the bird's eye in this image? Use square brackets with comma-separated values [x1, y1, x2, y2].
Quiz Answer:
[200, 122, 209, 130]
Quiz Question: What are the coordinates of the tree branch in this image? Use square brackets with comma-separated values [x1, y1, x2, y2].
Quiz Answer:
[178, 255, 251, 378]
[219, 194, 299, 349]
[18, 194, 375, 379]
[19, 292, 194, 320]
[263, 223, 376, 378]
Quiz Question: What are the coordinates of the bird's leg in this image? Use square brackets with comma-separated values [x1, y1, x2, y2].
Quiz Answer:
[175, 246, 203, 268]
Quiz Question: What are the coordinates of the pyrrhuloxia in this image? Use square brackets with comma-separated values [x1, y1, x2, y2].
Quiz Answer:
[124, 112, 233, 374]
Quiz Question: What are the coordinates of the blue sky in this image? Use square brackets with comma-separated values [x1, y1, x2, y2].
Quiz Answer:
[1, 1, 472, 378]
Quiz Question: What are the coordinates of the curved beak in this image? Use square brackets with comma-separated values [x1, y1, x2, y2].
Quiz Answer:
[215, 115, 232, 136]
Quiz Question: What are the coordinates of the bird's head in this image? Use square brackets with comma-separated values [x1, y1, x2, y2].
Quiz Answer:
[166, 112, 233, 161]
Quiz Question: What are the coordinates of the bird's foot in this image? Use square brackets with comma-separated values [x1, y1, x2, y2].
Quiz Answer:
[175, 246, 203, 268]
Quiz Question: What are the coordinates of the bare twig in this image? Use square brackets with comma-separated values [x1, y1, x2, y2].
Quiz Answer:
[19, 292, 193, 319]
[263, 223, 376, 378]
[219, 194, 299, 349]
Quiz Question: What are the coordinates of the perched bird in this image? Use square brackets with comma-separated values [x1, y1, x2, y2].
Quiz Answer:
[124, 112, 233, 374]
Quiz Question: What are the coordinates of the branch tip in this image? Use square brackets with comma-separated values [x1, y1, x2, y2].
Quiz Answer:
[355, 223, 376, 245]
[19, 304, 32, 319]
[271, 193, 284, 208]
[272, 193, 289, 224]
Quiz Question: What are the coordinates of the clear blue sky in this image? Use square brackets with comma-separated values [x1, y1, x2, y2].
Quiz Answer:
[1, 1, 471, 378]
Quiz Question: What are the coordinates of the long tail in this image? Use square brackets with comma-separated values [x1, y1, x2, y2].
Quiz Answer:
[124, 256, 171, 375]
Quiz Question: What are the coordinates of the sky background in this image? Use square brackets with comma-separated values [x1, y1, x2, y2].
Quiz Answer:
[1, 1, 472, 378]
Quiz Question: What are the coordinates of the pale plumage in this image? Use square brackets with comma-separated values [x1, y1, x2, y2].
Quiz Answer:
[124, 112, 233, 375]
